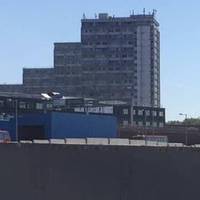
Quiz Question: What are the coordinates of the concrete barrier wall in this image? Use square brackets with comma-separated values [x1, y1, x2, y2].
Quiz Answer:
[66, 138, 86, 144]
[0, 144, 200, 200]
[109, 138, 130, 145]
[86, 138, 109, 145]
[49, 139, 65, 144]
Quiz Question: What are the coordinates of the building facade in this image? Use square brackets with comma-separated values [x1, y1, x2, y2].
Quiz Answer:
[23, 68, 55, 94]
[81, 13, 160, 107]
[54, 42, 82, 96]
[0, 92, 165, 128]
[0, 12, 160, 107]
[113, 105, 165, 128]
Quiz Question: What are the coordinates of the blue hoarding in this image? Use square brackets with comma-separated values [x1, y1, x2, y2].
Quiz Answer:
[0, 112, 117, 140]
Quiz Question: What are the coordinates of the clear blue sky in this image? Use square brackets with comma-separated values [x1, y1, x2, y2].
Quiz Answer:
[0, 0, 199, 121]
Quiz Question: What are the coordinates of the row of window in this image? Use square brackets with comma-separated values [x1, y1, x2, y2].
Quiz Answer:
[82, 21, 136, 26]
[82, 41, 137, 46]
[123, 108, 164, 117]
[0, 100, 52, 111]
[123, 120, 164, 127]
[82, 66, 137, 73]
[82, 53, 137, 59]
[82, 29, 138, 34]
[55, 55, 81, 65]
[54, 46, 80, 53]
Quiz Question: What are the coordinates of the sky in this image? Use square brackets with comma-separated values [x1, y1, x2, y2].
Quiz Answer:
[0, 0, 199, 121]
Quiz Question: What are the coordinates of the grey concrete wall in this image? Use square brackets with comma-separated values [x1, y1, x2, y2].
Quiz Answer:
[137, 25, 151, 107]
[0, 144, 199, 200]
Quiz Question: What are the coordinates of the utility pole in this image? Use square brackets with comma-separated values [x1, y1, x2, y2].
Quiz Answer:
[130, 93, 134, 126]
[15, 99, 18, 142]
[127, 86, 134, 126]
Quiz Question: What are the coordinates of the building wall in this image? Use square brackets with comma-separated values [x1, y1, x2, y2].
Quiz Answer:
[54, 43, 82, 96]
[0, 144, 200, 200]
[114, 105, 165, 127]
[23, 68, 55, 94]
[137, 25, 151, 106]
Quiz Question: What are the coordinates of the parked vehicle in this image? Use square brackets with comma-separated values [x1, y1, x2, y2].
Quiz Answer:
[0, 130, 11, 143]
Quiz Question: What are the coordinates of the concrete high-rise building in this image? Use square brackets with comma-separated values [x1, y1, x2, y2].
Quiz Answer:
[81, 12, 160, 107]
[0, 12, 160, 107]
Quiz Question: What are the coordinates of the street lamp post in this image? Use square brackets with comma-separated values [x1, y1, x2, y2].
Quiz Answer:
[127, 86, 134, 126]
[7, 98, 19, 141]
[179, 113, 188, 145]
[130, 93, 134, 126]
[152, 110, 155, 135]
[15, 99, 18, 142]
[142, 109, 146, 135]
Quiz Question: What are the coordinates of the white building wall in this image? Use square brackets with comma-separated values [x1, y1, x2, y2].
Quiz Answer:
[137, 26, 151, 106]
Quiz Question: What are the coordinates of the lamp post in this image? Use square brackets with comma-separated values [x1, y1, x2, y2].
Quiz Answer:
[130, 93, 134, 127]
[142, 109, 146, 135]
[15, 99, 18, 142]
[127, 86, 134, 126]
[152, 110, 155, 135]
[8, 98, 18, 141]
[179, 113, 188, 145]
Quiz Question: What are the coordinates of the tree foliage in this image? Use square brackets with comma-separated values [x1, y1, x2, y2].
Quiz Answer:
[183, 118, 200, 126]
[167, 118, 200, 126]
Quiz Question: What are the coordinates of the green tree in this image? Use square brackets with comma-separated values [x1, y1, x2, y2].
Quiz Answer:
[167, 118, 200, 126]
[183, 118, 200, 126]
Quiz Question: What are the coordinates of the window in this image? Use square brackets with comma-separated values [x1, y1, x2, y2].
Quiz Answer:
[55, 55, 64, 65]
[153, 122, 157, 127]
[123, 109, 129, 115]
[46, 103, 53, 109]
[128, 41, 133, 45]
[36, 103, 43, 110]
[145, 110, 150, 116]
[159, 122, 164, 127]
[146, 122, 150, 126]
[138, 110, 143, 116]
[138, 121, 143, 126]
[159, 111, 164, 117]
[0, 100, 4, 107]
[19, 102, 26, 109]
[132, 109, 136, 115]
[152, 111, 157, 117]
[132, 121, 136, 126]
[123, 120, 129, 126]
[26, 103, 31, 109]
